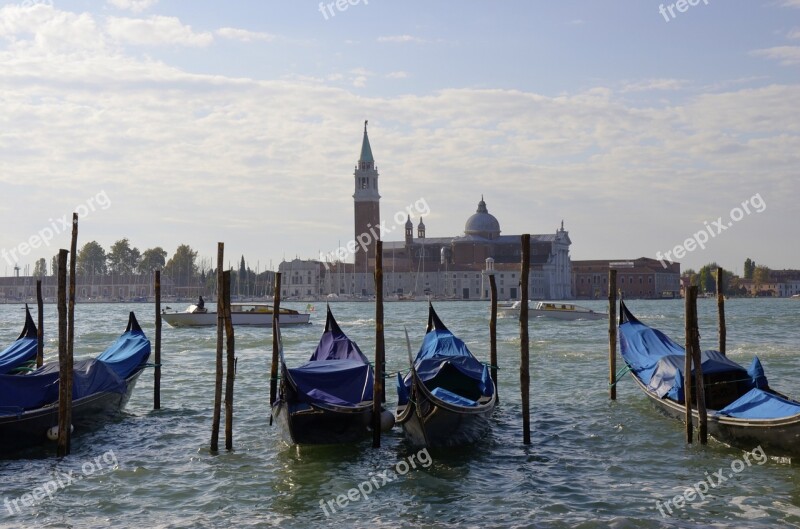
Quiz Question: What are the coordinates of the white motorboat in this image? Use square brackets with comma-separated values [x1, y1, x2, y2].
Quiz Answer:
[498, 300, 607, 321]
[161, 303, 311, 327]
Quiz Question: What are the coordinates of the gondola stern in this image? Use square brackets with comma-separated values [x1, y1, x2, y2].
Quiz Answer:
[20, 304, 38, 340]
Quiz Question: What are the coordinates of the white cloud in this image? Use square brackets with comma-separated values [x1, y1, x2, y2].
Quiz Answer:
[386, 71, 408, 79]
[216, 27, 275, 43]
[377, 35, 427, 44]
[106, 15, 213, 47]
[106, 0, 159, 13]
[789, 28, 800, 39]
[621, 78, 689, 92]
[751, 46, 800, 65]
[0, 4, 798, 272]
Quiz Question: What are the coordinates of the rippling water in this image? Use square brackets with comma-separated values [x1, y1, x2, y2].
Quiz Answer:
[1, 299, 799, 528]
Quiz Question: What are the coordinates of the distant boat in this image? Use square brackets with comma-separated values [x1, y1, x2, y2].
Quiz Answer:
[396, 304, 496, 447]
[619, 301, 800, 458]
[0, 305, 38, 375]
[499, 300, 607, 321]
[161, 303, 310, 327]
[792, 294, 800, 300]
[272, 306, 389, 444]
[0, 312, 150, 450]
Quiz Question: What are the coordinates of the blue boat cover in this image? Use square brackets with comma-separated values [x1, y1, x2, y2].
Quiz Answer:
[0, 359, 127, 415]
[0, 312, 150, 417]
[398, 305, 494, 406]
[283, 307, 373, 408]
[718, 388, 800, 419]
[96, 325, 151, 379]
[288, 359, 373, 407]
[645, 351, 747, 401]
[0, 307, 38, 375]
[431, 386, 477, 407]
[308, 308, 369, 363]
[618, 303, 800, 420]
[0, 336, 37, 375]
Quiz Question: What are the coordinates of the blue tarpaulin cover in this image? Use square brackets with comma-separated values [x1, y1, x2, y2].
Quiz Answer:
[284, 307, 373, 408]
[0, 307, 38, 375]
[718, 388, 800, 419]
[619, 303, 800, 420]
[288, 359, 373, 407]
[398, 305, 494, 406]
[646, 351, 748, 401]
[0, 337, 37, 375]
[96, 326, 151, 379]
[431, 387, 477, 407]
[0, 313, 150, 416]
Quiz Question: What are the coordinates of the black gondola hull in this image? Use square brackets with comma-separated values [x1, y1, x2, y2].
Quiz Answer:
[631, 372, 800, 458]
[271, 400, 373, 445]
[0, 369, 145, 451]
[396, 378, 495, 447]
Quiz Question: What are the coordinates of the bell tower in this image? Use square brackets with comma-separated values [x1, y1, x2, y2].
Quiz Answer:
[353, 120, 381, 269]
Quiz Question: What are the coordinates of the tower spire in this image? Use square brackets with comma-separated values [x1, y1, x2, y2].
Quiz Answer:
[360, 120, 374, 163]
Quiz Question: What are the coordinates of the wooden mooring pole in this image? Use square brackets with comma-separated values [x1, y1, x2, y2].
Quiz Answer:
[154, 270, 162, 410]
[36, 279, 44, 368]
[211, 242, 224, 452]
[608, 270, 618, 400]
[56, 249, 70, 457]
[223, 270, 235, 451]
[520, 234, 531, 445]
[688, 286, 708, 444]
[269, 272, 282, 410]
[717, 267, 726, 356]
[373, 241, 385, 449]
[684, 285, 696, 444]
[489, 273, 498, 401]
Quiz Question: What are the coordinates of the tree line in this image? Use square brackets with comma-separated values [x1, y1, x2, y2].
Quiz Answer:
[683, 258, 774, 296]
[30, 240, 272, 293]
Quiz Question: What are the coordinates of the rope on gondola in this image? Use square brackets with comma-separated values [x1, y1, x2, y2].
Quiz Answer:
[609, 364, 632, 387]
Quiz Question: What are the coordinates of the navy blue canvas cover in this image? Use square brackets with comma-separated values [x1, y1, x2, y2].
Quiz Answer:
[0, 336, 37, 375]
[0, 312, 150, 416]
[287, 359, 373, 407]
[0, 359, 126, 416]
[718, 388, 800, 419]
[0, 307, 38, 375]
[283, 307, 373, 407]
[96, 313, 151, 379]
[645, 351, 748, 401]
[399, 305, 494, 406]
[619, 303, 790, 414]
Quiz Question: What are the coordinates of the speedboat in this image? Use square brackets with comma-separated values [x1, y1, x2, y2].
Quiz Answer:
[161, 303, 311, 327]
[498, 300, 607, 321]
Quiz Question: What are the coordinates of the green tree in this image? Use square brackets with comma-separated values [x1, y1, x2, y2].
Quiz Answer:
[138, 247, 168, 275]
[743, 258, 755, 280]
[51, 255, 59, 277]
[77, 241, 107, 276]
[164, 245, 198, 287]
[696, 263, 715, 294]
[753, 265, 771, 292]
[33, 258, 47, 278]
[107, 238, 141, 275]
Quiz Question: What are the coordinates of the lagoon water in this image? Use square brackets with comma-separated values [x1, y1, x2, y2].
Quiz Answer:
[0, 298, 799, 528]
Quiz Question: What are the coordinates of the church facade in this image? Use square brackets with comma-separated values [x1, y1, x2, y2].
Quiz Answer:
[279, 123, 573, 301]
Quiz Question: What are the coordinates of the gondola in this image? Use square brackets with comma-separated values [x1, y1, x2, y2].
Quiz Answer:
[272, 306, 385, 445]
[619, 300, 800, 457]
[0, 305, 38, 375]
[0, 312, 151, 450]
[396, 303, 496, 447]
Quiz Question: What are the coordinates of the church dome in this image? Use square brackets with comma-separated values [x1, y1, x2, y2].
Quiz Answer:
[464, 196, 501, 239]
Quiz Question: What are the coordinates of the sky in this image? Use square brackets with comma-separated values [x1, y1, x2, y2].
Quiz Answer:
[0, 0, 798, 276]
